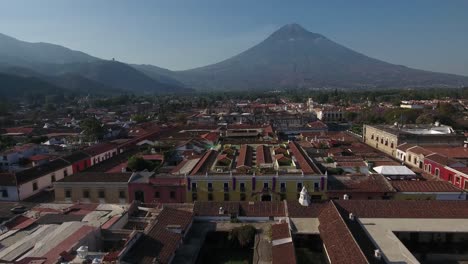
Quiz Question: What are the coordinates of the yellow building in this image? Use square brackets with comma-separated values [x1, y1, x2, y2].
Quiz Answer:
[54, 172, 131, 204]
[173, 142, 327, 202]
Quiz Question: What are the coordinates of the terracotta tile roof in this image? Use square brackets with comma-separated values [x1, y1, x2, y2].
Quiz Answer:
[200, 132, 219, 142]
[391, 180, 463, 192]
[425, 146, 468, 159]
[239, 201, 285, 217]
[193, 201, 285, 217]
[425, 153, 459, 166]
[272, 242, 297, 264]
[123, 207, 193, 264]
[190, 149, 217, 175]
[141, 154, 164, 161]
[4, 127, 34, 135]
[256, 145, 272, 164]
[318, 202, 370, 264]
[193, 201, 240, 216]
[407, 146, 433, 156]
[236, 144, 253, 168]
[16, 158, 70, 185]
[335, 200, 468, 218]
[28, 154, 50, 161]
[60, 151, 90, 163]
[328, 174, 395, 193]
[271, 222, 290, 241]
[83, 142, 116, 156]
[286, 201, 328, 218]
[55, 172, 131, 183]
[4, 215, 36, 230]
[396, 143, 416, 152]
[288, 141, 321, 174]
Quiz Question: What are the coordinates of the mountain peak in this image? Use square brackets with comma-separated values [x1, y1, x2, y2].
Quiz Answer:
[268, 23, 323, 41]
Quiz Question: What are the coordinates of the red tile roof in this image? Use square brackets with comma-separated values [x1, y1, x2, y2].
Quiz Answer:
[123, 207, 193, 264]
[288, 141, 321, 174]
[4, 215, 36, 230]
[407, 146, 434, 156]
[318, 202, 369, 264]
[190, 149, 217, 175]
[4, 127, 34, 135]
[83, 142, 116, 156]
[335, 200, 468, 218]
[236, 144, 253, 168]
[328, 174, 395, 194]
[256, 145, 272, 164]
[391, 180, 463, 193]
[425, 153, 460, 166]
[271, 222, 290, 241]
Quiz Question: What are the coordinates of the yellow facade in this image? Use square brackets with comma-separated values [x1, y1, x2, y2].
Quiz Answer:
[186, 175, 326, 202]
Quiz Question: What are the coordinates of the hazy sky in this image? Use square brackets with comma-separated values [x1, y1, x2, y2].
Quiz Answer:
[1, 0, 467, 75]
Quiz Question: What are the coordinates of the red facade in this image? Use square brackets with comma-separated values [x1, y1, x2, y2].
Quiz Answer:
[128, 177, 186, 204]
[71, 159, 92, 174]
[424, 159, 453, 183]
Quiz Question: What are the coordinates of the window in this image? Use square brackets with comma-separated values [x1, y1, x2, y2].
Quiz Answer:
[435, 168, 440, 177]
[224, 193, 230, 201]
[83, 190, 90, 198]
[371, 134, 374, 140]
[455, 177, 461, 185]
[154, 191, 160, 198]
[207, 182, 213, 192]
[98, 190, 105, 199]
[1, 190, 8, 198]
[263, 182, 269, 190]
[32, 182, 38, 191]
[280, 182, 286, 192]
[51, 174, 56, 182]
[240, 193, 246, 201]
[119, 190, 126, 199]
[63, 169, 68, 177]
[65, 189, 72, 198]
[170, 191, 176, 199]
[297, 182, 303, 192]
[208, 193, 213, 201]
[314, 182, 319, 192]
[240, 183, 246, 192]
[223, 182, 229, 192]
[192, 193, 198, 202]
[191, 182, 197, 192]
[390, 142, 394, 148]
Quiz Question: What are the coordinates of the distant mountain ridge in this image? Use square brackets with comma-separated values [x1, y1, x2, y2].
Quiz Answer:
[1, 24, 467, 93]
[0, 33, 191, 94]
[166, 23, 468, 90]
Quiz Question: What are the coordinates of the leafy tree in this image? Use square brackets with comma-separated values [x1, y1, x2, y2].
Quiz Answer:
[81, 118, 104, 141]
[229, 225, 256, 248]
[127, 156, 159, 172]
[131, 114, 147, 124]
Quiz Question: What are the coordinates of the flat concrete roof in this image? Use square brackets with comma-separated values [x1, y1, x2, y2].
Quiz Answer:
[290, 218, 320, 234]
[359, 218, 468, 264]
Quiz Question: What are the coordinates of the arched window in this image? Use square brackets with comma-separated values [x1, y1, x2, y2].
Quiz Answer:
[435, 168, 440, 177]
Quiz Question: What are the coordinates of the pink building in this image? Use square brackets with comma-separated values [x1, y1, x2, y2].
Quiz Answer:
[128, 171, 186, 204]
